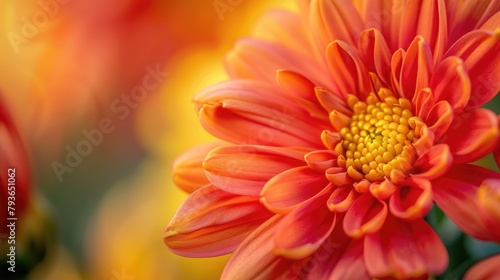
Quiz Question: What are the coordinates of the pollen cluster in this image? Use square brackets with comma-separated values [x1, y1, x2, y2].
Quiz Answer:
[336, 90, 419, 182]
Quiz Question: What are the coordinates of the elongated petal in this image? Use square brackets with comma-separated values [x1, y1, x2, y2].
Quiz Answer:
[221, 215, 295, 280]
[418, 0, 448, 63]
[451, 0, 500, 41]
[274, 188, 336, 259]
[204, 145, 307, 195]
[424, 100, 454, 140]
[173, 141, 227, 193]
[445, 29, 500, 109]
[277, 70, 330, 121]
[328, 185, 358, 213]
[304, 150, 338, 172]
[476, 179, 500, 242]
[315, 87, 352, 116]
[343, 194, 387, 238]
[442, 108, 498, 163]
[389, 177, 433, 220]
[464, 255, 500, 280]
[412, 144, 453, 181]
[326, 41, 371, 99]
[400, 36, 434, 100]
[225, 39, 330, 88]
[310, 0, 364, 49]
[163, 185, 273, 257]
[260, 166, 329, 214]
[433, 164, 500, 241]
[430, 56, 471, 114]
[412, 88, 435, 120]
[358, 28, 392, 85]
[196, 80, 325, 147]
[364, 216, 447, 279]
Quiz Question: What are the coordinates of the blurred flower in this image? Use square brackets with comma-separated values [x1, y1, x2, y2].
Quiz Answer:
[476, 179, 500, 243]
[0, 97, 30, 235]
[464, 254, 500, 280]
[164, 0, 500, 279]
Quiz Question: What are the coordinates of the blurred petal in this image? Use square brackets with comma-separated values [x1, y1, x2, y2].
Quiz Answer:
[464, 254, 500, 280]
[310, 0, 364, 48]
[204, 145, 307, 196]
[173, 141, 228, 193]
[433, 164, 500, 241]
[476, 179, 500, 242]
[164, 185, 273, 257]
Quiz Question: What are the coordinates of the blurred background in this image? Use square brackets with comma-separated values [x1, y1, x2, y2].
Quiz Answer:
[0, 1, 498, 280]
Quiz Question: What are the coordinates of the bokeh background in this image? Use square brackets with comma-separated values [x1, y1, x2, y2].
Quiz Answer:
[0, 1, 499, 279]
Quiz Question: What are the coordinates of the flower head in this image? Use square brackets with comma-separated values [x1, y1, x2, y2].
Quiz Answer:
[164, 0, 500, 279]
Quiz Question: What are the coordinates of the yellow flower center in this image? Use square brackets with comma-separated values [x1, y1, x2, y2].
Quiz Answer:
[336, 89, 418, 182]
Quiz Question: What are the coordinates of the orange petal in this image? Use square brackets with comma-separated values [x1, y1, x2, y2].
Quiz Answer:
[495, 115, 500, 169]
[276, 70, 329, 121]
[204, 145, 306, 195]
[163, 185, 273, 257]
[225, 38, 328, 87]
[328, 240, 369, 280]
[172, 141, 227, 193]
[221, 215, 295, 280]
[358, 28, 392, 85]
[310, 0, 364, 48]
[400, 36, 434, 101]
[326, 167, 355, 187]
[320, 130, 342, 150]
[326, 41, 371, 99]
[442, 108, 498, 163]
[412, 88, 435, 120]
[304, 149, 338, 172]
[274, 188, 336, 259]
[424, 100, 454, 140]
[433, 164, 500, 241]
[329, 110, 351, 132]
[430, 56, 471, 114]
[327, 185, 358, 213]
[476, 179, 500, 242]
[464, 254, 500, 280]
[196, 80, 324, 147]
[445, 29, 500, 109]
[412, 144, 452, 181]
[390, 48, 405, 98]
[450, 0, 500, 42]
[369, 179, 397, 201]
[364, 216, 447, 279]
[260, 167, 329, 214]
[416, 0, 448, 63]
[315, 87, 352, 116]
[389, 177, 433, 220]
[343, 194, 387, 239]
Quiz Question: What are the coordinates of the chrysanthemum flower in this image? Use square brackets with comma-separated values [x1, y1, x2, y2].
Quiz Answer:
[164, 0, 500, 279]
